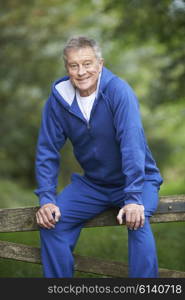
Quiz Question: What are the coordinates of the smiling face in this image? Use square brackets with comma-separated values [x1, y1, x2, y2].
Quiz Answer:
[65, 47, 104, 96]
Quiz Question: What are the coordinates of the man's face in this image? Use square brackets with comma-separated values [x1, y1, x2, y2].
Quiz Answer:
[65, 47, 104, 97]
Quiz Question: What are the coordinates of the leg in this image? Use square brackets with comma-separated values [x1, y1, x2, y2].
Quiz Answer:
[127, 181, 159, 277]
[110, 180, 160, 278]
[128, 217, 158, 278]
[40, 174, 111, 278]
[40, 221, 84, 278]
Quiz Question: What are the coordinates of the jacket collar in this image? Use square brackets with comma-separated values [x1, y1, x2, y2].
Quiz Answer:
[52, 66, 116, 108]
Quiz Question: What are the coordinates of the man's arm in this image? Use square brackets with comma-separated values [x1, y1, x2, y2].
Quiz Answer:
[34, 96, 67, 228]
[109, 78, 146, 229]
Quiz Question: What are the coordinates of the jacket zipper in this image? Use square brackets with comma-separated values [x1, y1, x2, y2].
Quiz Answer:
[87, 121, 90, 129]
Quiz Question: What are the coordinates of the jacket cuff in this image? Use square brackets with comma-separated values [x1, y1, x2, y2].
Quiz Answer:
[36, 191, 57, 207]
[124, 192, 143, 206]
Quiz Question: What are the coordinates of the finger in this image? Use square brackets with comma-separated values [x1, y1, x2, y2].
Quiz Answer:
[36, 213, 38, 225]
[36, 211, 43, 227]
[117, 208, 125, 225]
[128, 212, 136, 230]
[133, 214, 141, 230]
[44, 207, 56, 224]
[36, 213, 40, 226]
[37, 212, 49, 229]
[37, 212, 50, 229]
[125, 211, 132, 229]
[38, 210, 55, 229]
[140, 213, 145, 228]
[53, 207, 61, 222]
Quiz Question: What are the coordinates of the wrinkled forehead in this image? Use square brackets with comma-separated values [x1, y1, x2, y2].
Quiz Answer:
[65, 47, 97, 64]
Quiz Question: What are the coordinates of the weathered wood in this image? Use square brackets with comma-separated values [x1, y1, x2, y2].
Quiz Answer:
[150, 212, 185, 223]
[0, 240, 41, 264]
[74, 254, 128, 277]
[0, 196, 184, 278]
[0, 241, 185, 278]
[0, 196, 185, 232]
[85, 211, 185, 227]
[0, 206, 38, 233]
[156, 200, 185, 213]
[156, 195, 185, 203]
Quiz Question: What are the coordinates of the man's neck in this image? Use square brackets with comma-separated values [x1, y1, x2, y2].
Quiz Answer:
[77, 82, 97, 97]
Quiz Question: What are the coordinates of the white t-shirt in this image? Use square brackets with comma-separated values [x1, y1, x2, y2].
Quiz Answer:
[76, 90, 96, 122]
[55, 72, 102, 121]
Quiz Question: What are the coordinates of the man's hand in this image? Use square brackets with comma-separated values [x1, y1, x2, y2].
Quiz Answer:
[36, 203, 61, 229]
[117, 203, 145, 230]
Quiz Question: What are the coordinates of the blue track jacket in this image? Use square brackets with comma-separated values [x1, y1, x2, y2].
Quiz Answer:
[34, 67, 163, 207]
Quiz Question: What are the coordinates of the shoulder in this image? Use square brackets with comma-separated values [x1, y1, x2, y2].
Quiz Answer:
[105, 74, 135, 100]
[104, 74, 138, 110]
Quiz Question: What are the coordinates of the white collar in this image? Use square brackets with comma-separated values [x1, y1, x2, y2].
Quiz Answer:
[55, 72, 102, 106]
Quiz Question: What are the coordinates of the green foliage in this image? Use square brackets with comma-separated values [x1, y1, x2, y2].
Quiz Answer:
[0, 179, 37, 209]
[1, 0, 185, 188]
[104, 0, 185, 106]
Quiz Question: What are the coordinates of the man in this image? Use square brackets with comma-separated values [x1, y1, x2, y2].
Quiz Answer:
[34, 36, 163, 278]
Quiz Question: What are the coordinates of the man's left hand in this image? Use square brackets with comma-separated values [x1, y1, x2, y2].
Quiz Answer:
[117, 204, 145, 230]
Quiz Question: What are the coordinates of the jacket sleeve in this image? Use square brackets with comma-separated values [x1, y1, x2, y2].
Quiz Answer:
[34, 96, 67, 206]
[109, 78, 146, 206]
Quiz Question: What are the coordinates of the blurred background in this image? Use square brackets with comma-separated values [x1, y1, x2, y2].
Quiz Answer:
[0, 0, 185, 277]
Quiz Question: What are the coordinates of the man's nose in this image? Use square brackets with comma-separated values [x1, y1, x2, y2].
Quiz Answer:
[78, 65, 86, 76]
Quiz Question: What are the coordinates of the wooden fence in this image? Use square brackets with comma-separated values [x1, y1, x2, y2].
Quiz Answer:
[0, 194, 185, 277]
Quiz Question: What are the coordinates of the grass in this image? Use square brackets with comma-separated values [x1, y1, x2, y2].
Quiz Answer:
[0, 179, 185, 277]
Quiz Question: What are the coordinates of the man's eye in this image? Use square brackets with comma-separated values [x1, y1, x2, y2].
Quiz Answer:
[70, 65, 78, 69]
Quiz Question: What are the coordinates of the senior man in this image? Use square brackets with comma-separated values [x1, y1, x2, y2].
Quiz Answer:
[34, 36, 163, 278]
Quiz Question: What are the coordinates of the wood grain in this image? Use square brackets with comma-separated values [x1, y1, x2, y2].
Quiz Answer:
[0, 240, 185, 278]
[0, 196, 185, 232]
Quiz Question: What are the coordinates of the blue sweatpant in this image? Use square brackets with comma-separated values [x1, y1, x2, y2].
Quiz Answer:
[40, 173, 159, 278]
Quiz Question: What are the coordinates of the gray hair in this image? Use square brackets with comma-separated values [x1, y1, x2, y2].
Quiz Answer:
[63, 36, 102, 64]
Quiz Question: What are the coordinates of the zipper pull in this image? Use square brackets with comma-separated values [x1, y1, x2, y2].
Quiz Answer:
[87, 122, 90, 129]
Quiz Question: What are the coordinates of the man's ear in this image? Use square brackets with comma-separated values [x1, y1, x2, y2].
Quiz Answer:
[100, 58, 104, 66]
[99, 58, 104, 71]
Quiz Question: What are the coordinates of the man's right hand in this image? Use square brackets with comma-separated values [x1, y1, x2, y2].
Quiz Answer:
[36, 203, 61, 229]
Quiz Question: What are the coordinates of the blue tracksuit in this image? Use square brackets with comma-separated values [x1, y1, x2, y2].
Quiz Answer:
[34, 67, 163, 278]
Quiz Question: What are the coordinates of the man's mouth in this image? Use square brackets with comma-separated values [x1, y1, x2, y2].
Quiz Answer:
[77, 77, 90, 82]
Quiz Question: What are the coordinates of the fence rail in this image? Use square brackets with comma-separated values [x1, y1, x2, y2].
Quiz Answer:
[0, 195, 185, 277]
